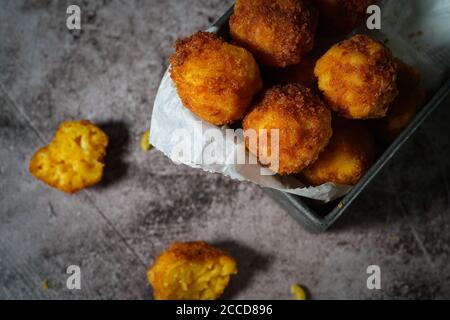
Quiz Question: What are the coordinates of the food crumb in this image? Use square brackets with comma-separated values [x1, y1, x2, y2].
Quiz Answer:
[291, 284, 307, 300]
[42, 280, 49, 290]
[140, 130, 152, 152]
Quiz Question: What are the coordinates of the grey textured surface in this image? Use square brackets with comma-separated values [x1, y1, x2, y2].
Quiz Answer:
[0, 0, 449, 300]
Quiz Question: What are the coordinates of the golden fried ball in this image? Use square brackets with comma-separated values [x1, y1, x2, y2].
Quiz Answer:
[300, 119, 375, 186]
[29, 120, 108, 194]
[170, 31, 262, 126]
[147, 242, 237, 300]
[312, 0, 377, 35]
[243, 84, 332, 175]
[229, 0, 318, 68]
[375, 59, 426, 142]
[315, 34, 398, 119]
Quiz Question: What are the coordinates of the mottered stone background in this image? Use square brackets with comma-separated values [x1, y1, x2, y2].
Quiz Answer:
[1, 0, 449, 299]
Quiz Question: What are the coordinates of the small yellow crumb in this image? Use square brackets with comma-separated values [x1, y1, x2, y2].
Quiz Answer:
[389, 235, 400, 242]
[42, 280, 49, 290]
[140, 130, 152, 152]
[291, 284, 307, 300]
[338, 201, 344, 209]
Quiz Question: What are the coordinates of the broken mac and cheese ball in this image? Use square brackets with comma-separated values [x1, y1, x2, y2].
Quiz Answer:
[147, 241, 237, 300]
[29, 120, 108, 194]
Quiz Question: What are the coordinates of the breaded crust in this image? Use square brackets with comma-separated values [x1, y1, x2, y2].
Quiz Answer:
[375, 59, 426, 142]
[230, 0, 318, 67]
[243, 83, 332, 175]
[313, 0, 377, 35]
[300, 118, 375, 186]
[315, 34, 398, 119]
[170, 31, 262, 126]
[147, 242, 237, 300]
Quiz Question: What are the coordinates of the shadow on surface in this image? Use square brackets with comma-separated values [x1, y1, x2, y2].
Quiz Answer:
[214, 240, 273, 300]
[94, 121, 130, 189]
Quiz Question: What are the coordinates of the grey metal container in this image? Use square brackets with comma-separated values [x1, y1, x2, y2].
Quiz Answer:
[264, 78, 450, 232]
[212, 5, 450, 232]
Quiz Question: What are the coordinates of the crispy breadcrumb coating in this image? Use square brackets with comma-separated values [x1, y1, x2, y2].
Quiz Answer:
[315, 34, 398, 119]
[230, 0, 318, 67]
[243, 84, 332, 175]
[29, 120, 108, 194]
[170, 31, 262, 126]
[147, 242, 237, 300]
[300, 118, 375, 186]
[312, 0, 377, 35]
[375, 59, 426, 142]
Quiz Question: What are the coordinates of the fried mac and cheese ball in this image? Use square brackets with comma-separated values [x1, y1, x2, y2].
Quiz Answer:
[300, 119, 375, 186]
[312, 0, 377, 35]
[29, 120, 108, 194]
[147, 242, 237, 300]
[229, 0, 318, 68]
[170, 31, 262, 126]
[315, 35, 398, 119]
[375, 59, 426, 142]
[243, 84, 332, 175]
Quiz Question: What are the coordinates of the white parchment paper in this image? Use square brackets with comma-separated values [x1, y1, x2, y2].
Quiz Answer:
[149, 0, 450, 202]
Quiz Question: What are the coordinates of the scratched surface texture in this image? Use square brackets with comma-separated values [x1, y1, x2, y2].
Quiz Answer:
[1, 0, 450, 300]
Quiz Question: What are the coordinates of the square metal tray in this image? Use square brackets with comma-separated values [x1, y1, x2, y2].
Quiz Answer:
[212, 5, 450, 232]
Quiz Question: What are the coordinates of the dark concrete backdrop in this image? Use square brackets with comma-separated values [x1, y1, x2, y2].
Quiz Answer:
[0, 0, 449, 299]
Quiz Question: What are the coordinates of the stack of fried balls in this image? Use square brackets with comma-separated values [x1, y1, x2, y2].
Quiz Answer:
[154, 0, 428, 301]
[170, 0, 425, 187]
